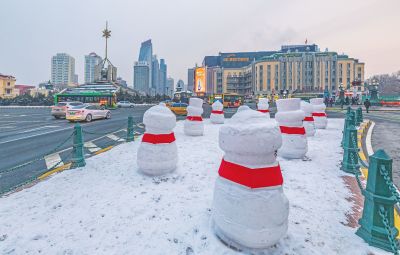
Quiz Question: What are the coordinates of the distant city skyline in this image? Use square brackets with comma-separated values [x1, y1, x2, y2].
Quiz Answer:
[0, 0, 399, 86]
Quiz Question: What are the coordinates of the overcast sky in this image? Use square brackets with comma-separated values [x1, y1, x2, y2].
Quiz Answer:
[1, 0, 399, 86]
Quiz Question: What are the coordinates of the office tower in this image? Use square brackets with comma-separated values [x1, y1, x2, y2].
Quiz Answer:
[84, 52, 102, 83]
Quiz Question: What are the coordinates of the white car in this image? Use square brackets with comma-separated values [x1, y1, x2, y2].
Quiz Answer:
[51, 101, 84, 119]
[66, 104, 111, 122]
[117, 101, 135, 108]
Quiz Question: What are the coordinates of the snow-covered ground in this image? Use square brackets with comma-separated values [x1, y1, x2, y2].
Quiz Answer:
[0, 119, 389, 255]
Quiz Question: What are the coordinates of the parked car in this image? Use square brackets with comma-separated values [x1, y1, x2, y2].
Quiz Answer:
[117, 101, 135, 108]
[168, 102, 188, 115]
[51, 101, 84, 119]
[66, 104, 111, 122]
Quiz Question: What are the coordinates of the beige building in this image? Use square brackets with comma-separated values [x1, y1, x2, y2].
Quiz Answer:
[198, 45, 365, 97]
[0, 74, 16, 99]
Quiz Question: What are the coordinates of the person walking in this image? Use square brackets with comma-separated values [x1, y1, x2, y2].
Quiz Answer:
[364, 99, 371, 113]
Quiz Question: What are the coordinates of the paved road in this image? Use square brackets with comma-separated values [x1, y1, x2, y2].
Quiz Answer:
[0, 106, 152, 193]
[364, 111, 400, 186]
[326, 108, 400, 186]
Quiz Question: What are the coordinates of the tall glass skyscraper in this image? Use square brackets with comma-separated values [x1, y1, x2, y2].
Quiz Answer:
[84, 52, 102, 84]
[159, 59, 167, 95]
[138, 40, 153, 92]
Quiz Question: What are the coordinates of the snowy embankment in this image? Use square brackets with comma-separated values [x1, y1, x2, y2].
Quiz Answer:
[0, 119, 389, 254]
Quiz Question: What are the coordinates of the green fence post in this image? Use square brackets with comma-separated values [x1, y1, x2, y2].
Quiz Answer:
[356, 150, 398, 252]
[341, 124, 360, 174]
[341, 115, 350, 148]
[127, 116, 134, 142]
[346, 106, 352, 116]
[71, 123, 86, 168]
[357, 107, 363, 123]
[349, 111, 356, 127]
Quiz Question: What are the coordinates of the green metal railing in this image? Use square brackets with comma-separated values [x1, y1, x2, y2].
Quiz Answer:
[342, 109, 400, 254]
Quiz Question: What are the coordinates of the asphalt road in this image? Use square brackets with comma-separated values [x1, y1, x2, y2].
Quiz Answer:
[1, 104, 398, 193]
[0, 106, 152, 193]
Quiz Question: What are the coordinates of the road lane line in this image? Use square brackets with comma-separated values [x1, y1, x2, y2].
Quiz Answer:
[84, 141, 101, 153]
[106, 134, 122, 141]
[0, 126, 73, 145]
[44, 153, 64, 169]
[366, 121, 375, 156]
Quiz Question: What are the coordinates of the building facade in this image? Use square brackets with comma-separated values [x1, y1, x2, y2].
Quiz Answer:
[167, 77, 174, 97]
[133, 61, 150, 95]
[138, 39, 153, 90]
[51, 53, 77, 87]
[151, 55, 159, 96]
[159, 59, 167, 95]
[187, 68, 195, 92]
[84, 52, 102, 83]
[0, 74, 16, 98]
[192, 44, 365, 97]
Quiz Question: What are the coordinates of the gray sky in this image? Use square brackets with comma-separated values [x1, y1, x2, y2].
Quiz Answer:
[1, 0, 399, 86]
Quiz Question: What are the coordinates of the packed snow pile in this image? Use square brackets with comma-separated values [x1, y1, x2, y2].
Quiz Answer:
[257, 98, 270, 118]
[0, 118, 389, 254]
[210, 100, 224, 124]
[276, 98, 308, 159]
[310, 98, 328, 129]
[184, 97, 204, 136]
[301, 101, 316, 137]
[212, 106, 288, 250]
[137, 103, 177, 175]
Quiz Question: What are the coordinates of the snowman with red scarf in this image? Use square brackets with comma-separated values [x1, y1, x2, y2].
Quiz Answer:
[212, 106, 288, 250]
[301, 101, 316, 137]
[310, 98, 328, 129]
[137, 103, 177, 175]
[184, 98, 204, 136]
[276, 98, 308, 159]
[210, 100, 224, 124]
[257, 98, 270, 118]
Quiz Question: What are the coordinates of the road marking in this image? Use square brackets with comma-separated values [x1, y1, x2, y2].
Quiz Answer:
[0, 126, 15, 129]
[94, 145, 114, 155]
[84, 141, 101, 153]
[136, 123, 145, 128]
[106, 134, 121, 141]
[365, 121, 375, 156]
[0, 126, 72, 145]
[44, 153, 64, 169]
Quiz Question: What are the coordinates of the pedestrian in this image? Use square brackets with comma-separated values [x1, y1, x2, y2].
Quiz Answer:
[329, 97, 334, 107]
[364, 99, 371, 113]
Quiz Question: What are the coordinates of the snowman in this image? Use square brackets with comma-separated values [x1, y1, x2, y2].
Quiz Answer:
[275, 98, 308, 159]
[210, 100, 224, 124]
[257, 98, 270, 118]
[300, 101, 316, 137]
[212, 106, 289, 250]
[137, 103, 177, 175]
[184, 98, 204, 136]
[310, 98, 328, 129]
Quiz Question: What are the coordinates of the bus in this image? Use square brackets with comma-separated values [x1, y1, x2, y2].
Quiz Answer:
[54, 91, 117, 108]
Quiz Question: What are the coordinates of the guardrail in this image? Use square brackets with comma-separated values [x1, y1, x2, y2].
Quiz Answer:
[0, 116, 137, 196]
[341, 107, 400, 254]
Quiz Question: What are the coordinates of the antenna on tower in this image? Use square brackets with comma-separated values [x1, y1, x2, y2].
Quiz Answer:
[102, 21, 111, 61]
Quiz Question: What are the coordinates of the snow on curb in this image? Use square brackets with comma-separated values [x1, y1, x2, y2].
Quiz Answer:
[0, 119, 389, 254]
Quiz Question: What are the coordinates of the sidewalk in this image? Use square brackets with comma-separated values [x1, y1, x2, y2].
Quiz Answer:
[0, 119, 389, 254]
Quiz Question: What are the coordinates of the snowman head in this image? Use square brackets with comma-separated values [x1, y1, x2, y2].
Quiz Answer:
[257, 98, 269, 110]
[300, 101, 313, 115]
[143, 104, 176, 134]
[276, 98, 301, 112]
[187, 97, 204, 116]
[212, 100, 223, 111]
[219, 106, 281, 156]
